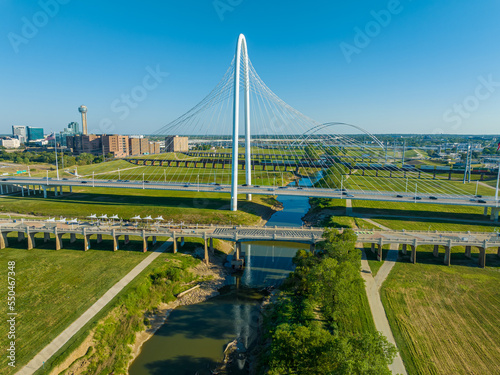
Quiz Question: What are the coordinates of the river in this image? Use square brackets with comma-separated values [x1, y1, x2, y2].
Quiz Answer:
[129, 182, 313, 375]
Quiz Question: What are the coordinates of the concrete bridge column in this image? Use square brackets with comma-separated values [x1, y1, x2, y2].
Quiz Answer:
[181, 237, 185, 247]
[465, 246, 472, 258]
[235, 242, 241, 261]
[152, 236, 157, 245]
[21, 186, 25, 197]
[55, 230, 63, 250]
[401, 244, 407, 255]
[97, 234, 103, 244]
[44, 232, 50, 243]
[484, 207, 489, 216]
[142, 230, 148, 252]
[0, 185, 3, 195]
[478, 247, 486, 268]
[0, 232, 8, 249]
[18, 231, 25, 242]
[370, 243, 375, 254]
[70, 233, 76, 243]
[497, 246, 500, 258]
[410, 241, 418, 264]
[172, 232, 177, 253]
[83, 234, 90, 251]
[444, 246, 451, 266]
[204, 235, 209, 264]
[54, 186, 58, 197]
[43, 186, 47, 198]
[112, 230, 119, 251]
[26, 228, 35, 250]
[433, 245, 439, 257]
[124, 235, 130, 245]
[27, 186, 30, 196]
[490, 207, 499, 222]
[377, 242, 383, 261]
[59, 186, 63, 195]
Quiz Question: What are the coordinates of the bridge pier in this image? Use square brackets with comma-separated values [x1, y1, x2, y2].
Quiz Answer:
[124, 235, 130, 244]
[401, 244, 407, 255]
[152, 236, 157, 245]
[310, 243, 316, 254]
[433, 245, 439, 257]
[44, 232, 50, 243]
[235, 242, 241, 261]
[478, 247, 486, 268]
[377, 242, 383, 261]
[83, 235, 90, 251]
[43, 185, 47, 198]
[18, 231, 25, 242]
[490, 207, 499, 222]
[55, 230, 63, 250]
[26, 229, 35, 250]
[465, 246, 472, 258]
[444, 246, 451, 266]
[113, 230, 119, 251]
[498, 246, 500, 258]
[181, 237, 185, 247]
[97, 234, 103, 244]
[172, 233, 177, 253]
[410, 242, 418, 264]
[204, 236, 209, 264]
[70, 233, 76, 243]
[484, 207, 489, 216]
[0, 232, 8, 249]
[370, 243, 375, 254]
[142, 230, 148, 252]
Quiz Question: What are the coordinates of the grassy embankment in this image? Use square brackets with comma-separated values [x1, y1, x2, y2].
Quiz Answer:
[0, 235, 224, 375]
[381, 262, 500, 375]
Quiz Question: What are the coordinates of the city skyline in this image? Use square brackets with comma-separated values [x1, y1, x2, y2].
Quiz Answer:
[1, 1, 499, 135]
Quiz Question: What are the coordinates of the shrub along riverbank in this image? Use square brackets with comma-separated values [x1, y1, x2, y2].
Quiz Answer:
[257, 229, 396, 374]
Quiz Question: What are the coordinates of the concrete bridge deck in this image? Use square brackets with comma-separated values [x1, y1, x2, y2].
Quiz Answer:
[1, 220, 499, 267]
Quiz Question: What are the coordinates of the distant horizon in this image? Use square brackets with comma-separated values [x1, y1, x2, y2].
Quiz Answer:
[1, 1, 499, 135]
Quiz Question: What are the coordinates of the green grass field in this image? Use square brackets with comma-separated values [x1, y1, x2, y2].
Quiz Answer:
[0, 186, 277, 225]
[381, 261, 500, 375]
[0, 240, 159, 373]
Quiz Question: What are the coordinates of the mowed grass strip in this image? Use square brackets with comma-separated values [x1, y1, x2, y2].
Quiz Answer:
[0, 186, 276, 225]
[0, 240, 155, 373]
[381, 262, 500, 375]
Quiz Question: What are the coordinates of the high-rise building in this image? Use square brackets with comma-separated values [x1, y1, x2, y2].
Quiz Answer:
[102, 135, 129, 158]
[139, 138, 149, 154]
[27, 127, 44, 141]
[165, 135, 188, 152]
[128, 137, 141, 156]
[68, 122, 80, 134]
[78, 105, 88, 135]
[12, 125, 27, 143]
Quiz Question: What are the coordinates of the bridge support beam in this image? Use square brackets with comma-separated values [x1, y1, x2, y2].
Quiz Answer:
[490, 207, 500, 222]
[43, 185, 47, 198]
[83, 235, 90, 251]
[465, 246, 472, 259]
[113, 230, 119, 251]
[433, 245, 439, 257]
[401, 244, 407, 255]
[410, 244, 417, 264]
[0, 232, 8, 249]
[18, 231, 25, 242]
[142, 230, 148, 252]
[172, 233, 177, 253]
[478, 247, 486, 268]
[235, 242, 241, 261]
[70, 233, 76, 243]
[204, 237, 209, 264]
[55, 231, 63, 251]
[27, 229, 35, 250]
[377, 243, 383, 261]
[444, 246, 451, 266]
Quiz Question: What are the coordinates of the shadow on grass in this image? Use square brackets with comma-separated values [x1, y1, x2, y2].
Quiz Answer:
[354, 207, 491, 223]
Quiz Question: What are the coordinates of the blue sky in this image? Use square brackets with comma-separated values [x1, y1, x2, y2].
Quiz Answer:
[1, 0, 499, 135]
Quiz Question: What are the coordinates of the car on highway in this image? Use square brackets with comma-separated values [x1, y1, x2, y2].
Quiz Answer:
[184, 184, 190, 187]
[476, 195, 483, 198]
[62, 178, 68, 180]
[396, 194, 403, 198]
[478, 199, 487, 203]
[254, 185, 260, 188]
[346, 194, 354, 198]
[242, 184, 249, 186]
[144, 181, 150, 183]
[429, 196, 438, 200]
[1, 179, 7, 181]
[297, 187, 303, 190]
[215, 187, 223, 190]
[469, 198, 476, 202]
[81, 181, 88, 184]
[414, 196, 422, 200]
[278, 186, 287, 189]
[268, 188, 274, 191]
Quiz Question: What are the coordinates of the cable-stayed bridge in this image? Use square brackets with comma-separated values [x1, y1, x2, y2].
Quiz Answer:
[4, 34, 500, 218]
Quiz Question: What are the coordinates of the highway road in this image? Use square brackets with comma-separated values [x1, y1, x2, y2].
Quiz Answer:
[1, 176, 499, 208]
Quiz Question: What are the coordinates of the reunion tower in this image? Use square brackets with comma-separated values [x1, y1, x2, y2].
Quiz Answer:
[78, 105, 88, 135]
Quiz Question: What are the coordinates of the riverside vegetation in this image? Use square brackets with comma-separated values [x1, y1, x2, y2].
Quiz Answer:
[257, 229, 396, 374]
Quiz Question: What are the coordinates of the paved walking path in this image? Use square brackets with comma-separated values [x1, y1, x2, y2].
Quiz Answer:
[360, 245, 407, 375]
[16, 240, 172, 375]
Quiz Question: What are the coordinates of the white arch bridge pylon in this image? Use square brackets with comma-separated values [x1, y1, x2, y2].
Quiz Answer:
[96, 34, 499, 214]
